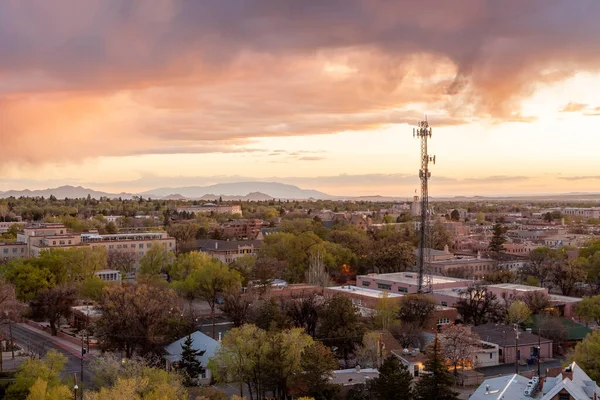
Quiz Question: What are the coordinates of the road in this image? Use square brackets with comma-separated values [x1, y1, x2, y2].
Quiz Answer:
[478, 358, 563, 377]
[8, 324, 94, 385]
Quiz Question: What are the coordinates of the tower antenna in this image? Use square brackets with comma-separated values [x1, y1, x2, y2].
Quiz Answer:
[413, 119, 435, 293]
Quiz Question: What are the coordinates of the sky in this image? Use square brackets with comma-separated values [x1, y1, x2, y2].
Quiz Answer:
[2, 0, 600, 197]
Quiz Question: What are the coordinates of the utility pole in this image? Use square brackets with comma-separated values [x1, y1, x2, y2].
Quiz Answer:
[413, 119, 435, 293]
[73, 374, 78, 400]
[80, 331, 85, 399]
[8, 320, 14, 359]
[514, 324, 520, 375]
[537, 328, 542, 377]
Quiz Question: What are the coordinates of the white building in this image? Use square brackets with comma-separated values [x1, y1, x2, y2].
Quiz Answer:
[164, 331, 221, 385]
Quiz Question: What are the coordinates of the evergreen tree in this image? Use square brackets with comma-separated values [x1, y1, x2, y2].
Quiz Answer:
[488, 223, 507, 259]
[414, 335, 458, 400]
[178, 335, 205, 385]
[368, 356, 413, 399]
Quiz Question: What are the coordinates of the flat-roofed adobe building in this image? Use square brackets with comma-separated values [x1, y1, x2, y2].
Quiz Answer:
[0, 242, 27, 261]
[357, 271, 471, 294]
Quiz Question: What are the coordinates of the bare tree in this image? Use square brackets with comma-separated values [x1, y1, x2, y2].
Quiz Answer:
[107, 250, 138, 275]
[397, 294, 437, 328]
[220, 290, 251, 327]
[456, 285, 503, 326]
[30, 285, 77, 336]
[284, 293, 322, 337]
[306, 251, 329, 287]
[440, 324, 481, 375]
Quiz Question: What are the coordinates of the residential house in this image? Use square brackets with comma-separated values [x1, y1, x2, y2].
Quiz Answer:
[472, 323, 553, 365]
[542, 362, 600, 399]
[164, 331, 221, 385]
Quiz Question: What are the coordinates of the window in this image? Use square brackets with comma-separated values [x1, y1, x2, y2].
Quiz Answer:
[362, 281, 371, 287]
[12, 248, 17, 254]
[441, 301, 448, 306]
[357, 299, 362, 306]
[558, 394, 570, 400]
[109, 245, 114, 250]
[68, 240, 71, 245]
[377, 283, 392, 290]
[398, 287, 408, 293]
[3, 249, 8, 254]
[490, 353, 493, 359]
[53, 241, 56, 245]
[499, 349, 503, 356]
[437, 318, 450, 325]
[146, 243, 151, 248]
[123, 244, 127, 249]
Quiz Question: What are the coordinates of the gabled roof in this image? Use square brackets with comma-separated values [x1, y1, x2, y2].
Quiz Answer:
[543, 362, 599, 400]
[472, 323, 552, 347]
[163, 331, 221, 366]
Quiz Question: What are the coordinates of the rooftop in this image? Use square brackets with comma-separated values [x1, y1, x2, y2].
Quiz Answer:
[330, 368, 379, 386]
[361, 272, 470, 286]
[429, 257, 495, 265]
[327, 286, 403, 299]
[472, 323, 552, 348]
[196, 239, 262, 251]
[488, 283, 546, 292]
[470, 374, 539, 400]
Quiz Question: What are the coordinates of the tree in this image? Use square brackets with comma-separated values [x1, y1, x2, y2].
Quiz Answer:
[374, 292, 400, 330]
[551, 257, 587, 296]
[25, 378, 72, 400]
[398, 294, 437, 328]
[506, 300, 532, 325]
[105, 221, 118, 234]
[414, 335, 459, 400]
[317, 294, 365, 362]
[95, 284, 181, 358]
[572, 331, 600, 382]
[290, 342, 339, 399]
[306, 250, 329, 287]
[220, 290, 251, 328]
[178, 335, 204, 385]
[79, 276, 107, 302]
[30, 285, 77, 336]
[488, 223, 507, 258]
[193, 261, 241, 338]
[450, 210, 460, 221]
[440, 325, 481, 375]
[229, 255, 256, 286]
[522, 247, 555, 287]
[4, 260, 56, 301]
[430, 220, 453, 251]
[138, 244, 175, 281]
[6, 349, 68, 399]
[521, 291, 552, 315]
[107, 250, 137, 275]
[208, 324, 269, 400]
[283, 294, 321, 338]
[367, 356, 413, 400]
[365, 242, 415, 274]
[167, 223, 200, 253]
[575, 296, 600, 326]
[456, 285, 502, 326]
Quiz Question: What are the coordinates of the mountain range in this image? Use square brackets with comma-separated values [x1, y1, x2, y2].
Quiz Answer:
[0, 183, 332, 200]
[2, 184, 600, 202]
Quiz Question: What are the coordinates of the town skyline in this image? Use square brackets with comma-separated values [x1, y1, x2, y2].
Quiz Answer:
[3, 1, 600, 196]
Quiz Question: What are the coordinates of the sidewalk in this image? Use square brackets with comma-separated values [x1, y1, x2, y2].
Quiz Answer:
[16, 323, 100, 359]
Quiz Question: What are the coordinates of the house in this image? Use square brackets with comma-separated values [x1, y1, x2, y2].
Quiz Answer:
[164, 331, 221, 385]
[470, 362, 599, 400]
[472, 323, 553, 365]
[330, 367, 379, 398]
[95, 269, 122, 283]
[543, 362, 599, 399]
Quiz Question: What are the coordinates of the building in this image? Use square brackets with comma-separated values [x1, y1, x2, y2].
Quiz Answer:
[0, 221, 21, 233]
[218, 219, 264, 240]
[16, 223, 176, 262]
[471, 362, 599, 400]
[471, 323, 553, 365]
[176, 204, 242, 215]
[330, 367, 379, 397]
[103, 216, 122, 224]
[487, 284, 581, 318]
[95, 269, 122, 283]
[0, 242, 27, 261]
[563, 207, 600, 220]
[469, 374, 538, 400]
[357, 272, 471, 294]
[164, 331, 221, 385]
[324, 286, 403, 316]
[542, 362, 600, 399]
[195, 239, 261, 263]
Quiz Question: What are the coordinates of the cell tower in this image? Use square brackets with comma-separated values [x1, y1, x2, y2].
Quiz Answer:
[413, 119, 435, 293]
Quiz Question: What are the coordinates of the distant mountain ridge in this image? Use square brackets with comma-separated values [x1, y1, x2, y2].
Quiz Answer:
[139, 182, 331, 200]
[0, 183, 330, 200]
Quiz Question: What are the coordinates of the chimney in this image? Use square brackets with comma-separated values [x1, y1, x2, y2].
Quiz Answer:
[355, 365, 361, 373]
[444, 244, 449, 253]
[215, 241, 218, 250]
[218, 332, 222, 342]
[563, 364, 574, 381]
[477, 251, 481, 259]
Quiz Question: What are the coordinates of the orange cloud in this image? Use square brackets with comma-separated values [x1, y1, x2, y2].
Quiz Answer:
[2, 0, 600, 164]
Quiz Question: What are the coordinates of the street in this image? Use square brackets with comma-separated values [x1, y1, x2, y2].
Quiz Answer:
[7, 324, 94, 385]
